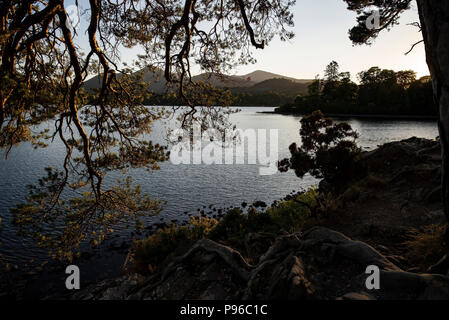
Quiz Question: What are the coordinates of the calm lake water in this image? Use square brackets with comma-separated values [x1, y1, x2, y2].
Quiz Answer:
[0, 106, 439, 265]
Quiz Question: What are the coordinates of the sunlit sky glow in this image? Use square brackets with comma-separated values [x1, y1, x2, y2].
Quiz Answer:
[229, 0, 429, 81]
[70, 0, 429, 81]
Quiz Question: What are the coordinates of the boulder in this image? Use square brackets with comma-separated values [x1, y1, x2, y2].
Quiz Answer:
[71, 227, 449, 300]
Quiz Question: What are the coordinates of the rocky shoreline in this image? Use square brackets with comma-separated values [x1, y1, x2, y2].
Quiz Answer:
[4, 137, 449, 300]
[65, 137, 449, 300]
[70, 227, 449, 300]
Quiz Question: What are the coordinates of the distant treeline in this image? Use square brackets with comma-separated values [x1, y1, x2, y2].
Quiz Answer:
[143, 90, 298, 107]
[141, 78, 309, 107]
[230, 91, 297, 106]
[276, 61, 437, 116]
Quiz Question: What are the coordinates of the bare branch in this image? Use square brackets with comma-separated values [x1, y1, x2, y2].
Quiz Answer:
[405, 39, 424, 55]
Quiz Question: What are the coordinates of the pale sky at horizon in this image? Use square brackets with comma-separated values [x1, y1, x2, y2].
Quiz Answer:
[69, 0, 429, 81]
[229, 0, 429, 80]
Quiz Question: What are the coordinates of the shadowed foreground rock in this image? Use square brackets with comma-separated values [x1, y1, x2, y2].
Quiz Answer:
[71, 227, 449, 300]
[68, 137, 448, 300]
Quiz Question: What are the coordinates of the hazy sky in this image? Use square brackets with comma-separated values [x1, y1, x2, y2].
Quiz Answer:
[69, 0, 429, 81]
[231, 0, 429, 80]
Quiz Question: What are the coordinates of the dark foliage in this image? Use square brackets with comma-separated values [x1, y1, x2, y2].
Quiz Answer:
[278, 111, 362, 193]
[0, 0, 296, 260]
[278, 62, 436, 116]
[343, 0, 413, 45]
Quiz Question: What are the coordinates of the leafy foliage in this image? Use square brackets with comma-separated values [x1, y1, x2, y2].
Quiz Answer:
[0, 1, 295, 260]
[12, 169, 165, 261]
[404, 224, 447, 270]
[278, 111, 361, 192]
[129, 215, 218, 275]
[130, 189, 318, 275]
[266, 189, 318, 232]
[207, 207, 275, 250]
[278, 62, 436, 116]
[342, 0, 412, 45]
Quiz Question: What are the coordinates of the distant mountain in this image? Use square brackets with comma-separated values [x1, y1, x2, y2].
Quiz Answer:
[83, 67, 169, 93]
[83, 69, 250, 92]
[82, 67, 313, 106]
[236, 78, 310, 95]
[84, 68, 311, 91]
[236, 70, 311, 84]
[191, 72, 255, 88]
[230, 78, 311, 106]
[192, 70, 311, 88]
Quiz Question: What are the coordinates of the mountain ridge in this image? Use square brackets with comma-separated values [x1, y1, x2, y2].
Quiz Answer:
[236, 70, 311, 84]
[82, 68, 313, 106]
[83, 67, 312, 92]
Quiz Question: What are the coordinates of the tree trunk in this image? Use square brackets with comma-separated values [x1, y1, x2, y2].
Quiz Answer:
[416, 0, 449, 223]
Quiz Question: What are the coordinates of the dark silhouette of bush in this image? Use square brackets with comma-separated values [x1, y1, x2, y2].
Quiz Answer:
[278, 111, 363, 194]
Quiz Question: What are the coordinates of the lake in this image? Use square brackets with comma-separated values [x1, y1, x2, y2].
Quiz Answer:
[0, 106, 439, 266]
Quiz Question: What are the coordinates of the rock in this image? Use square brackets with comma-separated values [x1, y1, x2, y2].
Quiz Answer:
[71, 274, 145, 300]
[379, 271, 449, 300]
[301, 227, 401, 271]
[244, 232, 276, 261]
[385, 255, 407, 269]
[245, 254, 317, 300]
[132, 239, 252, 300]
[428, 254, 449, 275]
[70, 227, 449, 300]
[339, 292, 376, 300]
[444, 226, 449, 245]
[252, 201, 267, 208]
[425, 186, 442, 203]
[179, 239, 252, 281]
[375, 245, 390, 253]
[199, 283, 228, 300]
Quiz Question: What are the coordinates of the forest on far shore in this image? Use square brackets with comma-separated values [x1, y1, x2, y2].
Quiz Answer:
[276, 61, 436, 116]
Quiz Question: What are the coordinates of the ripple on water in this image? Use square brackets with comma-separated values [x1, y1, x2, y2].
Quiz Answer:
[0, 107, 438, 265]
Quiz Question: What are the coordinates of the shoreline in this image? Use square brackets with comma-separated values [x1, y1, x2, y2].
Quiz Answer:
[3, 137, 446, 300]
[260, 110, 438, 121]
[0, 193, 300, 299]
[69, 137, 448, 300]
